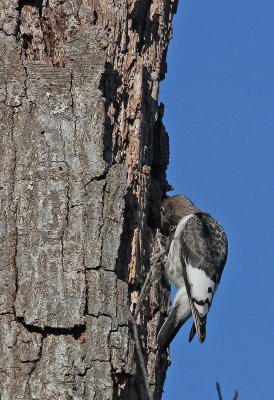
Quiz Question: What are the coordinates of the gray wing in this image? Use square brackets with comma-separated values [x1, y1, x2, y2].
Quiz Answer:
[180, 212, 228, 342]
[157, 285, 192, 349]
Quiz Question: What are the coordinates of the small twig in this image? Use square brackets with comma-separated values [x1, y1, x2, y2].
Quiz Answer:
[216, 382, 239, 400]
[129, 312, 153, 400]
[216, 382, 223, 400]
[232, 389, 239, 400]
[150, 248, 166, 264]
[134, 269, 152, 320]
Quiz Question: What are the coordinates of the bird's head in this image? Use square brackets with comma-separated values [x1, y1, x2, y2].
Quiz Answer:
[160, 195, 197, 236]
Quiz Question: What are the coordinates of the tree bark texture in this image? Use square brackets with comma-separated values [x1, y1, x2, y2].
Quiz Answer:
[0, 0, 177, 399]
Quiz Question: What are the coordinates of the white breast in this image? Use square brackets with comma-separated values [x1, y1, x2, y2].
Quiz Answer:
[166, 214, 194, 287]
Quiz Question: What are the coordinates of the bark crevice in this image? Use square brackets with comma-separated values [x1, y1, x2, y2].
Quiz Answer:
[16, 316, 86, 338]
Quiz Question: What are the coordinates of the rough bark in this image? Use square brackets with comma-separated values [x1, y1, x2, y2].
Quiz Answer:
[0, 0, 177, 399]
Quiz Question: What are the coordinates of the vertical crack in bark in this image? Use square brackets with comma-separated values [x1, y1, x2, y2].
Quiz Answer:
[69, 71, 77, 143]
[99, 62, 123, 166]
[12, 204, 19, 316]
[60, 180, 70, 273]
[98, 177, 108, 269]
[10, 104, 19, 317]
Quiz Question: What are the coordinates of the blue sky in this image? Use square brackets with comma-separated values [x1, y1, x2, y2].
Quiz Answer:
[160, 0, 274, 399]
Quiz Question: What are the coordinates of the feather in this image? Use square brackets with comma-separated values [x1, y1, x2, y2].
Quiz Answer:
[157, 304, 184, 349]
[188, 322, 196, 342]
[157, 286, 191, 349]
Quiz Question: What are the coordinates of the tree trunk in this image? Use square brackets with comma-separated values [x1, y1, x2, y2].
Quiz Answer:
[0, 0, 177, 399]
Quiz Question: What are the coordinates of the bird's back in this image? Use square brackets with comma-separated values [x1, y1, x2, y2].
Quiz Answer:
[181, 212, 228, 283]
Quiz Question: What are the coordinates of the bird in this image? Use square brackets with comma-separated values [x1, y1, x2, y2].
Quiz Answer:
[157, 194, 228, 349]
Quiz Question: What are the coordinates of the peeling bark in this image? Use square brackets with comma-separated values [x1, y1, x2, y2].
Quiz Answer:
[0, 0, 177, 398]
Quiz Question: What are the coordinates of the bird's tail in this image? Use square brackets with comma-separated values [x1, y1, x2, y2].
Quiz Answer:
[188, 305, 207, 343]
